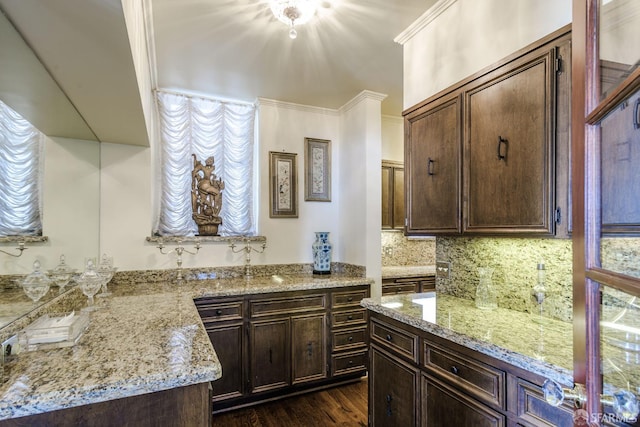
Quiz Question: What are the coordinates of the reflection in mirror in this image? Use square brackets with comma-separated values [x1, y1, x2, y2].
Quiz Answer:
[600, 87, 640, 279]
[0, 8, 100, 330]
[599, 0, 640, 99]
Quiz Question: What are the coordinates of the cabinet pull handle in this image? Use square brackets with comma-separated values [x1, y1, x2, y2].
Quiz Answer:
[497, 136, 508, 160]
[307, 342, 313, 356]
[347, 296, 353, 302]
[427, 157, 435, 176]
[386, 334, 392, 341]
[634, 98, 640, 130]
[451, 366, 459, 375]
[386, 394, 393, 403]
[215, 309, 222, 316]
[348, 336, 354, 342]
[386, 394, 393, 417]
[347, 315, 353, 320]
[269, 348, 272, 364]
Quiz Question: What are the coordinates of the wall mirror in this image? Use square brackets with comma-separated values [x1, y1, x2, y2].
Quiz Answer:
[0, 7, 100, 329]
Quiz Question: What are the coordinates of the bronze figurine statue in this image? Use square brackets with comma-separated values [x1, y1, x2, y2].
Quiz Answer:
[191, 154, 224, 235]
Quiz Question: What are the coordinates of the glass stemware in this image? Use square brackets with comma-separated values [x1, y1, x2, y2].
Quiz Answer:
[47, 254, 77, 294]
[96, 254, 117, 298]
[22, 260, 51, 304]
[77, 259, 104, 311]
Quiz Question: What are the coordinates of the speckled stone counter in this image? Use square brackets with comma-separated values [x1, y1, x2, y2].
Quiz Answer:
[362, 293, 573, 387]
[381, 265, 435, 279]
[0, 273, 372, 421]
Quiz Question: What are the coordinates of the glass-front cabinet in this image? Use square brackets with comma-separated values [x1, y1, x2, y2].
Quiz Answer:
[555, 0, 640, 425]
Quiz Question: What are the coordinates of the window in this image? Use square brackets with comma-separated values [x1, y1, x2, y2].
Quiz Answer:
[153, 91, 256, 236]
[0, 100, 43, 237]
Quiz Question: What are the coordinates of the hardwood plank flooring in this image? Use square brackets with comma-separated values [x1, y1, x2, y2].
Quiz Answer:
[212, 379, 368, 427]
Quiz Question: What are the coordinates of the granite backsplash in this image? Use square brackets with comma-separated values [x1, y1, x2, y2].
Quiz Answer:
[382, 231, 436, 266]
[436, 236, 574, 322]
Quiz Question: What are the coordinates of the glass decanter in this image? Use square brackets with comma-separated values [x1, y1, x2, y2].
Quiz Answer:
[475, 267, 497, 310]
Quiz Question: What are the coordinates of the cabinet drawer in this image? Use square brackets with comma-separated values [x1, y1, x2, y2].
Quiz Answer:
[382, 282, 418, 295]
[250, 294, 326, 317]
[332, 327, 367, 351]
[331, 350, 368, 376]
[195, 299, 243, 322]
[332, 288, 368, 308]
[423, 341, 505, 409]
[370, 318, 419, 362]
[332, 309, 367, 327]
[514, 377, 574, 427]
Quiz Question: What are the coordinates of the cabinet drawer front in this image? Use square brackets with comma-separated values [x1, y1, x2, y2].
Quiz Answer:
[332, 309, 367, 327]
[250, 294, 326, 317]
[423, 342, 505, 409]
[332, 327, 367, 351]
[332, 350, 368, 376]
[382, 282, 418, 295]
[370, 318, 419, 362]
[195, 299, 243, 322]
[515, 378, 574, 427]
[332, 288, 368, 308]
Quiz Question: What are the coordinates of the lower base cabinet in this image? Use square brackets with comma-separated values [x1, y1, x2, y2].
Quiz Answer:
[368, 312, 573, 427]
[196, 284, 369, 414]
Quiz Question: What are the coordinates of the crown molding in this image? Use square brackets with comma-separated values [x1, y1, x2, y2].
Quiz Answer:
[338, 90, 388, 114]
[394, 0, 457, 45]
[257, 98, 339, 115]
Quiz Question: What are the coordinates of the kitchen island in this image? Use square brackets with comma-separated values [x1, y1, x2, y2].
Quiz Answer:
[362, 292, 575, 426]
[0, 272, 371, 425]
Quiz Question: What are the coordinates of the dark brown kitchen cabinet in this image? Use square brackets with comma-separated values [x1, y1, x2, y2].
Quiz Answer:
[370, 346, 420, 427]
[405, 95, 461, 235]
[250, 318, 290, 393]
[291, 314, 327, 384]
[367, 312, 574, 426]
[464, 48, 556, 234]
[382, 275, 436, 295]
[601, 88, 640, 234]
[403, 26, 571, 237]
[195, 284, 369, 414]
[382, 160, 405, 230]
[422, 373, 505, 427]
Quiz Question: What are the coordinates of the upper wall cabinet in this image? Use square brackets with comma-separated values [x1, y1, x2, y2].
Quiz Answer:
[382, 160, 405, 230]
[403, 26, 571, 237]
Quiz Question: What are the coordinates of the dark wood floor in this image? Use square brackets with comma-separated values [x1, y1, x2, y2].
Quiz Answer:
[212, 379, 368, 427]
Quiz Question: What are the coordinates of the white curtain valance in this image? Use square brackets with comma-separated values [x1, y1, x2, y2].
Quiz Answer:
[0, 100, 43, 236]
[154, 91, 256, 236]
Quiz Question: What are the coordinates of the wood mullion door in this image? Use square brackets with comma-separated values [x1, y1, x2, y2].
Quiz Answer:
[574, 0, 640, 425]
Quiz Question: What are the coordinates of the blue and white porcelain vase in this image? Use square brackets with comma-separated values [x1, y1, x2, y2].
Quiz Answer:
[312, 232, 332, 275]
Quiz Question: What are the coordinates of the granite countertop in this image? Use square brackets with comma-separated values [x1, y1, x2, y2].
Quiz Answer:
[381, 265, 436, 279]
[0, 273, 372, 421]
[362, 292, 573, 387]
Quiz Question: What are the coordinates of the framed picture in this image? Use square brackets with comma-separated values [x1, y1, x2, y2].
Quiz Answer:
[269, 151, 298, 218]
[304, 137, 331, 202]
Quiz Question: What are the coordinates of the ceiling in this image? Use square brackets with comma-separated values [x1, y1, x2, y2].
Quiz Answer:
[151, 0, 434, 116]
[0, 0, 435, 146]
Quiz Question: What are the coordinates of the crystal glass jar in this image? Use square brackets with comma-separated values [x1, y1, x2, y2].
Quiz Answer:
[475, 267, 497, 310]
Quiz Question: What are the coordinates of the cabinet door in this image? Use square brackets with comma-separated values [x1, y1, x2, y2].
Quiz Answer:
[370, 346, 419, 427]
[206, 323, 245, 401]
[405, 96, 461, 234]
[601, 90, 640, 233]
[393, 167, 405, 229]
[465, 49, 555, 234]
[250, 319, 290, 393]
[382, 165, 393, 229]
[291, 314, 327, 385]
[422, 373, 505, 427]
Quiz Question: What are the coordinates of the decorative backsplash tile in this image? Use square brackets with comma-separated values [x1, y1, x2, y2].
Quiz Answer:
[382, 231, 436, 266]
[436, 237, 573, 321]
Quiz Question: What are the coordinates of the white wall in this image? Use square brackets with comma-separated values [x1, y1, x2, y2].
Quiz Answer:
[339, 91, 386, 297]
[1, 136, 100, 274]
[98, 95, 384, 273]
[402, 0, 571, 109]
[381, 115, 404, 162]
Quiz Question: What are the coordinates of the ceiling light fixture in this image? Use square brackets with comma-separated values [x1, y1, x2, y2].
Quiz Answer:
[269, 0, 318, 39]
